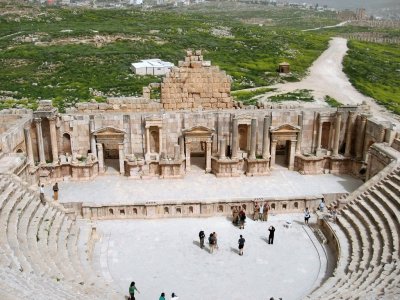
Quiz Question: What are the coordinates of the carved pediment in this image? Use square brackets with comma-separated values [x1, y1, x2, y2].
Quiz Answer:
[270, 124, 300, 133]
[93, 126, 125, 136]
[234, 114, 254, 125]
[183, 126, 215, 137]
[145, 114, 163, 128]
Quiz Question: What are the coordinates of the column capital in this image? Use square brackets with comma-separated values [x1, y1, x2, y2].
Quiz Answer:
[34, 117, 42, 124]
[48, 115, 57, 122]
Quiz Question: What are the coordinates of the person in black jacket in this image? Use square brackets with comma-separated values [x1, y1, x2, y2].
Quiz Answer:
[238, 235, 245, 256]
[268, 226, 276, 245]
[199, 230, 205, 249]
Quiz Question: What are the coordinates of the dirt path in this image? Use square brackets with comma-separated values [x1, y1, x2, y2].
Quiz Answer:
[302, 21, 349, 32]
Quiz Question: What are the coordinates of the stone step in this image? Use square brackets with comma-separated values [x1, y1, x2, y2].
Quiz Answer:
[0, 183, 17, 211]
[376, 183, 400, 212]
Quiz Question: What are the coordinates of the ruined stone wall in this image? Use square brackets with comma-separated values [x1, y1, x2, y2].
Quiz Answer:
[0, 110, 31, 154]
[161, 50, 234, 111]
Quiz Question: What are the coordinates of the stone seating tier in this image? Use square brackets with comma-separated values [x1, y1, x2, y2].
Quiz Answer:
[0, 175, 121, 299]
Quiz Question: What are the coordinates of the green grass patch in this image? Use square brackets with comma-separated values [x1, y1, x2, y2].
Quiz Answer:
[268, 89, 314, 102]
[343, 41, 400, 114]
[324, 95, 342, 107]
[231, 87, 276, 105]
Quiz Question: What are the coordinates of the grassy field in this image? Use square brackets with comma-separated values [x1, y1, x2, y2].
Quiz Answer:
[0, 4, 333, 111]
[343, 41, 400, 114]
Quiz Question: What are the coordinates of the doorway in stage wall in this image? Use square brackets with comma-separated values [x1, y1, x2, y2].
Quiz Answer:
[275, 140, 290, 168]
[190, 141, 206, 172]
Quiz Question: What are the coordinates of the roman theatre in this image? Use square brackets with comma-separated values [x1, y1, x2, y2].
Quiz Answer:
[0, 50, 399, 299]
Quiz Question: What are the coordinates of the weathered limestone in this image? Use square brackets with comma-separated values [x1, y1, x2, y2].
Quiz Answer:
[231, 118, 239, 159]
[316, 114, 323, 156]
[89, 117, 97, 158]
[262, 116, 271, 159]
[332, 112, 342, 157]
[118, 143, 124, 175]
[96, 143, 105, 174]
[48, 116, 59, 163]
[355, 115, 367, 160]
[249, 118, 257, 160]
[34, 118, 46, 164]
[23, 127, 34, 165]
[219, 138, 226, 159]
[344, 111, 355, 157]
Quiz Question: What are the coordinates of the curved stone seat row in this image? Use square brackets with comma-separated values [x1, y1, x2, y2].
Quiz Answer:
[0, 175, 121, 299]
[308, 167, 400, 299]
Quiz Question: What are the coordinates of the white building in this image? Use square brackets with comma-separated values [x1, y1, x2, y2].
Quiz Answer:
[131, 59, 174, 76]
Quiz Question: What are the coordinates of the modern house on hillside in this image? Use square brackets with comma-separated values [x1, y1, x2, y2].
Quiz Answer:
[131, 59, 174, 76]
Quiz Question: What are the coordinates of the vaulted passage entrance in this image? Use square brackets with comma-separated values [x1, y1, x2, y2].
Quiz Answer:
[183, 126, 214, 173]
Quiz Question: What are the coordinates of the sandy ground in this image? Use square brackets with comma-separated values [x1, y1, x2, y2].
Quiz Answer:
[94, 215, 327, 300]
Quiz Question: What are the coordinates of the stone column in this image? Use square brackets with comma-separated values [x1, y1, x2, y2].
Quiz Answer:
[89, 118, 97, 158]
[206, 141, 212, 172]
[34, 118, 46, 164]
[332, 112, 342, 157]
[118, 143, 124, 175]
[145, 127, 150, 156]
[219, 138, 226, 159]
[179, 136, 185, 159]
[48, 116, 59, 163]
[378, 125, 386, 143]
[344, 112, 355, 157]
[288, 140, 296, 170]
[262, 116, 271, 159]
[270, 140, 277, 167]
[296, 113, 303, 154]
[249, 118, 257, 160]
[158, 127, 163, 155]
[231, 118, 238, 159]
[96, 143, 105, 174]
[24, 127, 34, 165]
[174, 144, 180, 160]
[355, 115, 367, 160]
[185, 141, 191, 171]
[316, 115, 323, 156]
[123, 115, 132, 155]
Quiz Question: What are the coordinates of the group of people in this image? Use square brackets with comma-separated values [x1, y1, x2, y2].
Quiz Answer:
[198, 230, 220, 253]
[253, 202, 270, 221]
[231, 206, 247, 229]
[128, 282, 178, 300]
[38, 182, 59, 204]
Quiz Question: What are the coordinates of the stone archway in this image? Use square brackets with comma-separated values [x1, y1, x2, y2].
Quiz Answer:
[93, 126, 125, 174]
[270, 124, 300, 170]
[182, 126, 215, 173]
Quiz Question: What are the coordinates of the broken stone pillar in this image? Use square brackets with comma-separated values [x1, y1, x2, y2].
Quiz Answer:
[118, 143, 124, 175]
[249, 118, 257, 160]
[262, 116, 271, 159]
[123, 115, 132, 155]
[179, 136, 185, 159]
[48, 116, 59, 163]
[34, 118, 46, 164]
[174, 144, 180, 160]
[296, 113, 303, 154]
[96, 143, 105, 174]
[355, 115, 367, 160]
[24, 127, 34, 166]
[185, 142, 191, 171]
[219, 138, 226, 159]
[332, 112, 342, 157]
[316, 115, 323, 156]
[89, 117, 97, 158]
[270, 140, 277, 167]
[289, 140, 296, 170]
[344, 111, 355, 157]
[231, 118, 238, 159]
[206, 141, 212, 172]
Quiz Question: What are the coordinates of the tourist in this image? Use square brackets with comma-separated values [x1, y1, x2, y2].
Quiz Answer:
[52, 182, 59, 201]
[238, 234, 245, 256]
[199, 230, 205, 249]
[171, 292, 179, 299]
[39, 184, 45, 204]
[263, 202, 270, 221]
[253, 202, 260, 221]
[232, 206, 239, 225]
[209, 233, 215, 253]
[318, 199, 326, 212]
[259, 202, 264, 221]
[304, 207, 311, 224]
[239, 209, 246, 229]
[159, 292, 166, 300]
[268, 225, 275, 245]
[128, 281, 140, 300]
[213, 232, 219, 250]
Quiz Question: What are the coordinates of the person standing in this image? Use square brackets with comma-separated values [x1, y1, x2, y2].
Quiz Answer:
[128, 281, 140, 300]
[253, 202, 260, 221]
[213, 232, 219, 250]
[263, 202, 270, 221]
[268, 226, 275, 245]
[159, 292, 166, 300]
[259, 202, 264, 221]
[209, 233, 215, 253]
[318, 198, 326, 212]
[304, 207, 311, 225]
[238, 235, 245, 256]
[52, 182, 59, 201]
[39, 184, 45, 204]
[239, 209, 246, 229]
[232, 206, 239, 225]
[199, 230, 205, 249]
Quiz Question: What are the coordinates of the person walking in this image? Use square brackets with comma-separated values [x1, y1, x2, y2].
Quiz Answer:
[159, 292, 166, 300]
[238, 234, 245, 256]
[304, 207, 311, 225]
[52, 182, 59, 201]
[199, 230, 205, 249]
[239, 209, 246, 229]
[128, 281, 140, 300]
[259, 202, 264, 221]
[318, 198, 326, 212]
[253, 202, 260, 221]
[171, 292, 179, 299]
[39, 184, 45, 204]
[263, 202, 270, 221]
[268, 226, 275, 245]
